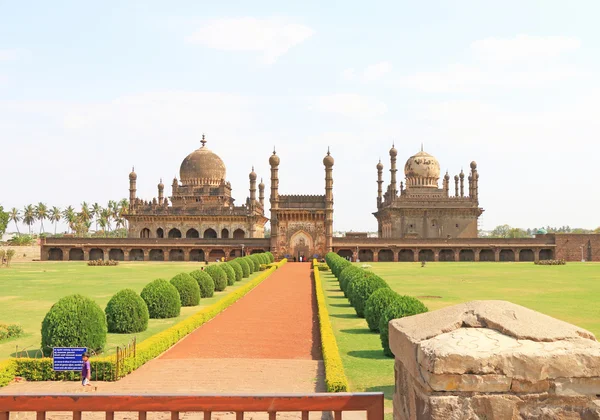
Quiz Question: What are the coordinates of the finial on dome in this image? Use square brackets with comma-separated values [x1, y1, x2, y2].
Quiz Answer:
[327, 146, 330, 155]
[421, 143, 424, 152]
[252, 165, 255, 171]
[201, 133, 207, 147]
[273, 146, 276, 154]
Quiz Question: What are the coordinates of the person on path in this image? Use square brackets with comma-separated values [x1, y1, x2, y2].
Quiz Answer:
[81, 352, 91, 386]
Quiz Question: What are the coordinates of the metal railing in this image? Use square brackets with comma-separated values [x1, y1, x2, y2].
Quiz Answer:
[0, 393, 384, 420]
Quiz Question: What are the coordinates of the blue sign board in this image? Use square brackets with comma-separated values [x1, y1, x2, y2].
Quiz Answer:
[53, 347, 87, 371]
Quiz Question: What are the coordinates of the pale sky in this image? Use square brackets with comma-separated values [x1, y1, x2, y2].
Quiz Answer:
[1, 1, 599, 233]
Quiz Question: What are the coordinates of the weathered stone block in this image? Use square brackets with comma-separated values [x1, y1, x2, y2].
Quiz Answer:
[554, 378, 600, 396]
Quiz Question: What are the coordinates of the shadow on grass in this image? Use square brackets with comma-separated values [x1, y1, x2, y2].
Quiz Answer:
[366, 385, 394, 400]
[327, 289, 342, 292]
[330, 313, 358, 319]
[330, 303, 352, 308]
[327, 295, 346, 299]
[348, 349, 390, 360]
[10, 348, 46, 358]
[340, 328, 374, 335]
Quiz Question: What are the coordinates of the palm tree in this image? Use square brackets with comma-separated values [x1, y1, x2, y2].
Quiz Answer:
[62, 206, 76, 234]
[9, 208, 21, 235]
[91, 203, 102, 233]
[22, 205, 35, 235]
[118, 199, 129, 235]
[98, 216, 108, 237]
[49, 206, 61, 235]
[101, 208, 112, 234]
[35, 202, 48, 234]
[107, 200, 117, 232]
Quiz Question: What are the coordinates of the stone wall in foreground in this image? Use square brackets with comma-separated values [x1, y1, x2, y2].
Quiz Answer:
[390, 301, 600, 419]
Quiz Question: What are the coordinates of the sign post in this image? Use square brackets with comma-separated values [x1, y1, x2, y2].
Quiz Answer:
[53, 347, 87, 371]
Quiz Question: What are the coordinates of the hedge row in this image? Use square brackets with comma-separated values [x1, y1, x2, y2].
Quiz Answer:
[325, 252, 428, 357]
[0, 258, 288, 386]
[313, 259, 349, 392]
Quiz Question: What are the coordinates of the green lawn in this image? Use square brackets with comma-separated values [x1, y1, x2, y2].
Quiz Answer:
[0, 261, 260, 360]
[321, 262, 600, 415]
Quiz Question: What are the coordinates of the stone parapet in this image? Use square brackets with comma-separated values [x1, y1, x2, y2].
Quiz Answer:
[390, 300, 600, 419]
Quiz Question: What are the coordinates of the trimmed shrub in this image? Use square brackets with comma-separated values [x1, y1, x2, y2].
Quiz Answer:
[265, 252, 274, 263]
[346, 272, 389, 318]
[205, 265, 227, 291]
[220, 263, 236, 286]
[227, 260, 243, 282]
[190, 270, 215, 298]
[339, 265, 362, 296]
[0, 323, 23, 341]
[105, 289, 149, 333]
[379, 296, 428, 357]
[244, 256, 256, 274]
[325, 252, 352, 278]
[246, 256, 260, 272]
[170, 273, 201, 307]
[0, 359, 17, 387]
[236, 258, 251, 278]
[141, 279, 181, 319]
[41, 294, 107, 353]
[258, 253, 270, 265]
[364, 288, 402, 332]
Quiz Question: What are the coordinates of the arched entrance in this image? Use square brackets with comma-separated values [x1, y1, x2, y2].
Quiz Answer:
[519, 249, 534, 262]
[251, 249, 265, 254]
[129, 249, 144, 261]
[459, 249, 475, 262]
[337, 249, 353, 260]
[149, 249, 164, 261]
[439, 249, 455, 262]
[203, 228, 217, 239]
[419, 249, 434, 262]
[48, 248, 63, 261]
[69, 248, 84, 261]
[109, 249, 124, 261]
[89, 248, 104, 260]
[168, 228, 182, 238]
[229, 249, 240, 258]
[221, 228, 230, 239]
[190, 249, 205, 262]
[540, 249, 554, 260]
[156, 228, 164, 238]
[186, 228, 199, 238]
[209, 249, 226, 261]
[479, 249, 495, 262]
[358, 249, 374, 262]
[398, 249, 414, 262]
[499, 249, 515, 262]
[290, 230, 312, 261]
[140, 228, 151, 238]
[233, 229, 245, 239]
[169, 249, 185, 261]
[378, 249, 394, 262]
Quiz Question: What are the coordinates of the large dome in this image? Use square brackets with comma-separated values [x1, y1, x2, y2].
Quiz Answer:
[404, 150, 440, 188]
[179, 136, 226, 185]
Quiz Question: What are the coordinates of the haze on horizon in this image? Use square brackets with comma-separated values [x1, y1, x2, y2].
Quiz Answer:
[1, 1, 599, 233]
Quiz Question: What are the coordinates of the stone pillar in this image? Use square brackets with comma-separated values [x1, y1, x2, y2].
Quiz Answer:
[389, 301, 600, 420]
[474, 248, 480, 262]
[123, 249, 130, 261]
[163, 249, 169, 261]
[534, 248, 540, 263]
[413, 249, 419, 263]
[494, 248, 500, 262]
[184, 249, 191, 262]
[103, 248, 110, 261]
[62, 248, 69, 261]
[373, 250, 379, 263]
[514, 248, 520, 262]
[433, 250, 439, 262]
[83, 249, 90, 261]
[143, 249, 149, 261]
[393, 250, 399, 262]
[454, 249, 460, 262]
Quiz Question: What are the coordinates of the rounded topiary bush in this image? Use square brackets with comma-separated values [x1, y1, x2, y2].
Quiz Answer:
[227, 260, 243, 282]
[170, 273, 200, 307]
[105, 289, 149, 334]
[41, 294, 107, 353]
[190, 269, 215, 298]
[220, 263, 236, 286]
[243, 256, 255, 274]
[235, 258, 250, 278]
[379, 296, 428, 357]
[364, 288, 402, 332]
[205, 265, 228, 291]
[258, 253, 269, 265]
[245, 256, 259, 272]
[265, 252, 274, 263]
[339, 265, 362, 295]
[249, 255, 262, 270]
[141, 279, 181, 319]
[347, 273, 389, 318]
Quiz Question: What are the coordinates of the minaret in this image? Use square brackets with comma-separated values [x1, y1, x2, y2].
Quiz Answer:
[443, 171, 450, 197]
[470, 161, 479, 203]
[129, 167, 137, 212]
[376, 159, 384, 208]
[323, 148, 334, 254]
[157, 179, 164, 203]
[459, 169, 465, 197]
[389, 143, 398, 198]
[172, 177, 178, 195]
[249, 166, 257, 238]
[258, 178, 265, 208]
[269, 148, 280, 256]
[454, 175, 459, 197]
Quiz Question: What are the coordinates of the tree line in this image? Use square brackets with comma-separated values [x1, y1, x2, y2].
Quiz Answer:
[486, 224, 600, 238]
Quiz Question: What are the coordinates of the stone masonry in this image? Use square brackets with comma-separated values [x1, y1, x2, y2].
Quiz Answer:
[389, 300, 600, 420]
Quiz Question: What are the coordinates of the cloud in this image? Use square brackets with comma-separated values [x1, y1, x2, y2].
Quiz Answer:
[342, 61, 392, 82]
[186, 17, 314, 64]
[470, 35, 581, 63]
[314, 94, 388, 119]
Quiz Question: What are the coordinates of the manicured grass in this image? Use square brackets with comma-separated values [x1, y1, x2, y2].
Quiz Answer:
[321, 262, 600, 416]
[0, 261, 260, 360]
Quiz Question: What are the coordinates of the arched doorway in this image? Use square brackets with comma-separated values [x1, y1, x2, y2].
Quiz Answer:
[358, 249, 374, 262]
[186, 228, 199, 238]
[221, 228, 230, 239]
[168, 228, 182, 238]
[190, 249, 205, 262]
[109, 249, 124, 261]
[209, 249, 226, 261]
[337, 249, 353, 260]
[540, 249, 554, 260]
[89, 248, 104, 260]
[479, 249, 495, 262]
[290, 230, 312, 260]
[140, 228, 151, 238]
[499, 249, 515, 262]
[69, 248, 84, 261]
[398, 249, 414, 262]
[519, 249, 534, 262]
[459, 249, 475, 262]
[439, 249, 455, 262]
[378, 249, 394, 262]
[203, 228, 217, 239]
[156, 228, 164, 238]
[233, 229, 245, 239]
[169, 249, 185, 261]
[251, 249, 265, 254]
[229, 249, 240, 258]
[48, 248, 63, 261]
[129, 249, 144, 261]
[149, 249, 164, 261]
[419, 249, 434, 262]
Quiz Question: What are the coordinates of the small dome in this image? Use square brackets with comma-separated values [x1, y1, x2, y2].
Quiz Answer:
[129, 167, 137, 180]
[259, 178, 265, 189]
[179, 136, 226, 185]
[269, 150, 280, 166]
[470, 161, 477, 170]
[389, 144, 398, 157]
[323, 149, 334, 167]
[454, 174, 459, 181]
[376, 160, 384, 170]
[536, 228, 548, 235]
[249, 166, 257, 181]
[158, 179, 164, 189]
[444, 172, 450, 180]
[404, 150, 441, 188]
